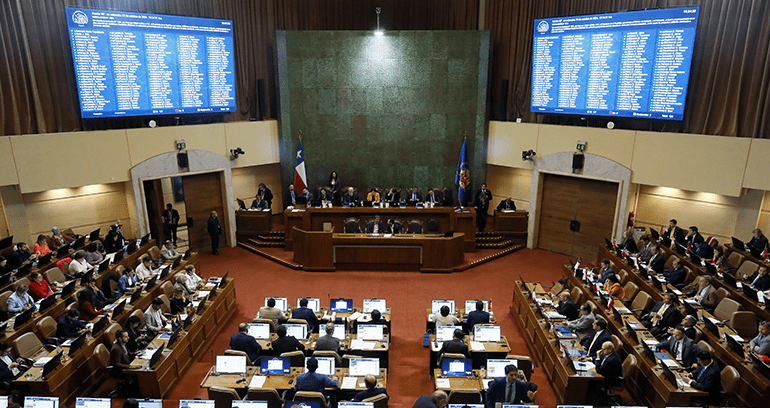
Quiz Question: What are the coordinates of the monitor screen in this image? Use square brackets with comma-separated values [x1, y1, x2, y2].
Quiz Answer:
[25, 397, 59, 408]
[332, 324, 346, 340]
[265, 297, 288, 311]
[260, 356, 291, 375]
[305, 357, 335, 376]
[348, 358, 380, 377]
[285, 324, 308, 339]
[0, 397, 7, 408]
[530, 7, 700, 121]
[76, 398, 110, 408]
[339, 403, 374, 408]
[441, 358, 472, 377]
[65, 8, 236, 119]
[474, 325, 501, 342]
[448, 405, 483, 408]
[436, 326, 456, 342]
[232, 403, 268, 408]
[136, 400, 162, 408]
[487, 359, 515, 378]
[432, 300, 455, 314]
[180, 401, 214, 408]
[465, 300, 489, 312]
[216, 355, 247, 374]
[297, 298, 320, 312]
[357, 324, 384, 341]
[283, 403, 321, 408]
[362, 299, 386, 313]
[331, 298, 353, 312]
[503, 406, 539, 408]
[247, 323, 271, 340]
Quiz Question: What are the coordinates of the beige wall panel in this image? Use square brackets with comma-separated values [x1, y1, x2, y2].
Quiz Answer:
[743, 139, 770, 191]
[231, 163, 283, 214]
[127, 123, 227, 167]
[1, 186, 30, 241]
[0, 194, 8, 237]
[486, 164, 532, 212]
[225, 120, 281, 168]
[535, 124, 636, 168]
[11, 130, 130, 193]
[124, 181, 138, 239]
[756, 191, 770, 238]
[487, 121, 538, 169]
[631, 132, 750, 196]
[23, 183, 130, 242]
[0, 137, 19, 186]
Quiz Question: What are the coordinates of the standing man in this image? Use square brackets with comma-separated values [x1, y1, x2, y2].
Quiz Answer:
[285, 183, 297, 208]
[162, 203, 180, 246]
[476, 183, 493, 203]
[207, 210, 222, 255]
[663, 219, 685, 245]
[256, 183, 273, 209]
[474, 191, 490, 232]
[485, 365, 537, 407]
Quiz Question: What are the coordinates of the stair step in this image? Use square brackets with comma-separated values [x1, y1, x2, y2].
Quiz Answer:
[248, 238, 284, 247]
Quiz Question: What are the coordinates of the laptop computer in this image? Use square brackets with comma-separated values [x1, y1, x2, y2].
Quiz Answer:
[723, 273, 738, 288]
[42, 350, 63, 378]
[689, 252, 702, 265]
[749, 245, 763, 259]
[604, 238, 613, 249]
[650, 228, 660, 240]
[92, 315, 109, 334]
[0, 236, 12, 250]
[167, 328, 182, 349]
[38, 253, 52, 266]
[98, 259, 110, 273]
[129, 289, 142, 305]
[56, 245, 70, 258]
[38, 294, 57, 313]
[172, 256, 182, 269]
[183, 248, 192, 260]
[743, 284, 760, 303]
[88, 229, 101, 242]
[13, 308, 34, 329]
[140, 233, 150, 247]
[144, 276, 158, 291]
[236, 199, 247, 210]
[724, 334, 745, 359]
[149, 343, 165, 369]
[112, 300, 127, 320]
[732, 237, 746, 251]
[0, 273, 12, 287]
[67, 331, 88, 356]
[219, 272, 229, 288]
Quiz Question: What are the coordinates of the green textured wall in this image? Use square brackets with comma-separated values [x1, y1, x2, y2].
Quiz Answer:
[276, 30, 490, 204]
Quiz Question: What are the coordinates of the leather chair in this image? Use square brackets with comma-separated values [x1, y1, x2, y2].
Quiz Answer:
[253, 318, 276, 332]
[293, 391, 328, 408]
[130, 309, 144, 324]
[44, 267, 66, 285]
[344, 218, 362, 233]
[225, 349, 252, 366]
[14, 277, 30, 290]
[605, 353, 637, 403]
[389, 220, 403, 234]
[683, 267, 696, 286]
[87, 343, 122, 397]
[728, 251, 745, 270]
[447, 389, 481, 404]
[716, 287, 730, 302]
[617, 269, 629, 285]
[570, 286, 583, 305]
[114, 265, 125, 276]
[208, 386, 240, 408]
[12, 332, 47, 359]
[148, 246, 161, 261]
[664, 255, 680, 270]
[629, 291, 654, 314]
[35, 316, 61, 344]
[363, 393, 388, 408]
[623, 282, 640, 300]
[611, 335, 624, 357]
[312, 350, 342, 366]
[247, 388, 283, 408]
[729, 310, 758, 338]
[713, 298, 741, 322]
[697, 340, 714, 355]
[0, 291, 12, 320]
[407, 220, 423, 234]
[720, 365, 741, 404]
[157, 294, 171, 314]
[426, 219, 439, 233]
[437, 352, 466, 368]
[505, 355, 533, 380]
[104, 323, 121, 346]
[736, 260, 759, 280]
[280, 350, 306, 368]
[692, 327, 703, 343]
[287, 318, 310, 332]
[160, 281, 173, 299]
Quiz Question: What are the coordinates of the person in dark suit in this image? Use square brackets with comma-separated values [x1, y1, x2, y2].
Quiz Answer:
[476, 183, 492, 202]
[424, 189, 440, 206]
[0, 341, 24, 390]
[594, 341, 623, 385]
[681, 315, 698, 340]
[647, 245, 665, 273]
[124, 315, 149, 353]
[748, 228, 769, 252]
[162, 203, 180, 246]
[365, 215, 385, 234]
[412, 390, 447, 408]
[207, 210, 222, 255]
[384, 187, 400, 204]
[342, 187, 360, 206]
[485, 364, 537, 407]
[466, 300, 490, 329]
[663, 219, 685, 245]
[251, 194, 267, 210]
[663, 258, 687, 287]
[284, 183, 297, 208]
[743, 264, 770, 292]
[637, 235, 653, 262]
[556, 291, 579, 321]
[229, 323, 262, 364]
[270, 325, 305, 355]
[104, 224, 126, 254]
[619, 227, 638, 253]
[688, 350, 721, 405]
[580, 318, 611, 357]
[474, 191, 490, 232]
[642, 294, 683, 338]
[256, 183, 273, 209]
[438, 329, 469, 359]
[329, 171, 342, 201]
[598, 259, 615, 282]
[352, 374, 388, 401]
[658, 326, 701, 368]
[110, 329, 136, 375]
[693, 239, 713, 259]
[406, 187, 422, 203]
[496, 197, 516, 211]
[300, 187, 313, 205]
[57, 309, 86, 339]
[387, 219, 403, 234]
[291, 298, 319, 332]
[368, 309, 388, 325]
[295, 356, 338, 395]
[685, 226, 703, 247]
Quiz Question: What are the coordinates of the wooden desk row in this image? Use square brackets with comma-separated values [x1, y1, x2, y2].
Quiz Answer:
[427, 334, 510, 376]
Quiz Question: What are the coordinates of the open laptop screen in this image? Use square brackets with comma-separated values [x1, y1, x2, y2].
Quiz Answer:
[247, 323, 271, 340]
[436, 326, 456, 342]
[260, 356, 290, 374]
[265, 297, 288, 312]
[179, 400, 214, 408]
[285, 324, 308, 339]
[362, 299, 386, 313]
[76, 398, 110, 408]
[474, 325, 501, 342]
[25, 397, 58, 408]
[136, 400, 162, 408]
[357, 324, 384, 341]
[305, 357, 335, 375]
[348, 357, 380, 376]
[432, 300, 455, 314]
[440, 358, 472, 377]
[232, 402, 268, 408]
[465, 300, 489, 312]
[487, 358, 514, 378]
[331, 298, 353, 312]
[297, 298, 320, 312]
[216, 355, 247, 374]
[332, 324, 346, 340]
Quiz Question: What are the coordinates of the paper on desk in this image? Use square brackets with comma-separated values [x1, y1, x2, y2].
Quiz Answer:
[435, 378, 451, 388]
[197, 291, 210, 299]
[139, 348, 159, 360]
[348, 312, 363, 321]
[677, 379, 691, 389]
[670, 289, 682, 296]
[644, 339, 659, 347]
[34, 357, 53, 367]
[350, 339, 376, 350]
[684, 299, 698, 305]
[470, 341, 486, 351]
[62, 338, 75, 347]
[482, 378, 493, 389]
[573, 361, 595, 371]
[736, 282, 743, 289]
[249, 376, 267, 388]
[383, 234, 392, 237]
[660, 358, 678, 368]
[341, 376, 357, 390]
[322, 311, 336, 321]
[544, 311, 567, 320]
[729, 334, 745, 343]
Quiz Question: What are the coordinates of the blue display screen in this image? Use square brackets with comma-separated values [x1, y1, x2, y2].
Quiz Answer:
[531, 7, 699, 120]
[260, 356, 291, 375]
[441, 358, 473, 377]
[66, 8, 236, 118]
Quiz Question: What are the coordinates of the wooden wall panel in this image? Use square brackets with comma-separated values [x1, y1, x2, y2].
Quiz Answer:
[0, 138, 18, 187]
[182, 173, 224, 252]
[231, 164, 284, 213]
[758, 192, 770, 237]
[486, 164, 532, 211]
[0, 194, 8, 238]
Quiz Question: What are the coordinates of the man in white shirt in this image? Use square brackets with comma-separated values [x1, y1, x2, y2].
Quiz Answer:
[160, 240, 180, 261]
[144, 297, 168, 333]
[135, 256, 155, 281]
[68, 251, 92, 275]
[749, 321, 770, 356]
[184, 265, 203, 292]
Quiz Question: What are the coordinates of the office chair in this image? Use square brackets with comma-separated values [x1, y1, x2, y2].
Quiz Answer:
[207, 386, 240, 408]
[407, 220, 423, 234]
[344, 218, 362, 233]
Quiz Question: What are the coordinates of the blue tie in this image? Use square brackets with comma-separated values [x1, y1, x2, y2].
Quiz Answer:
[697, 366, 706, 381]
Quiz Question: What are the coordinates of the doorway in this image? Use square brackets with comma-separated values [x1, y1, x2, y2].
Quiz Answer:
[142, 178, 190, 252]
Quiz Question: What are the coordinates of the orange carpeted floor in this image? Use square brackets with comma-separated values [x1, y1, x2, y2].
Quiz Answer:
[166, 246, 570, 407]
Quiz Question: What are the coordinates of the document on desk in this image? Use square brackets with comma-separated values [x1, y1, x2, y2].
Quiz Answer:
[544, 311, 567, 320]
[62, 338, 75, 347]
[383, 234, 392, 237]
[249, 376, 267, 388]
[677, 378, 691, 389]
[350, 339, 376, 350]
[197, 291, 210, 300]
[322, 311, 336, 321]
[684, 299, 698, 305]
[573, 361, 595, 371]
[348, 312, 363, 321]
[34, 357, 53, 367]
[435, 378, 451, 389]
[482, 378, 493, 389]
[341, 376, 358, 390]
[140, 348, 159, 360]
[470, 341, 486, 351]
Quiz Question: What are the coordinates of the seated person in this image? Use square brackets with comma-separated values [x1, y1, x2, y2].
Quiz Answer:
[406, 187, 422, 203]
[291, 298, 319, 332]
[689, 276, 719, 312]
[169, 287, 190, 314]
[251, 194, 267, 210]
[637, 236, 653, 262]
[496, 197, 516, 211]
[285, 183, 298, 208]
[32, 235, 52, 257]
[160, 240, 180, 261]
[693, 239, 713, 259]
[77, 289, 105, 320]
[7, 284, 36, 316]
[85, 241, 105, 265]
[657, 326, 701, 368]
[663, 258, 687, 287]
[384, 187, 400, 204]
[68, 251, 92, 276]
[594, 341, 623, 386]
[110, 329, 137, 377]
[431, 305, 459, 326]
[134, 256, 155, 282]
[438, 329, 470, 359]
[642, 293, 682, 338]
[173, 273, 195, 298]
[598, 259, 615, 282]
[271, 324, 305, 355]
[124, 315, 149, 353]
[28, 272, 54, 300]
[318, 188, 332, 205]
[184, 264, 204, 291]
[387, 219, 403, 234]
[342, 187, 360, 206]
[413, 391, 447, 408]
[366, 188, 381, 202]
[295, 357, 338, 396]
[604, 274, 625, 299]
[368, 309, 388, 325]
[229, 322, 262, 364]
[57, 309, 86, 339]
[647, 245, 665, 274]
[687, 350, 721, 405]
[567, 303, 596, 341]
[619, 227, 638, 253]
[81, 276, 109, 309]
[485, 364, 537, 407]
[580, 318, 611, 357]
[144, 297, 168, 334]
[748, 321, 770, 356]
[685, 226, 703, 247]
[748, 228, 769, 252]
[555, 291, 579, 320]
[7, 242, 35, 270]
[466, 300, 490, 328]
[117, 267, 138, 294]
[353, 374, 388, 401]
[0, 341, 26, 390]
[315, 322, 340, 353]
[49, 226, 76, 249]
[366, 215, 384, 234]
[423, 189, 440, 205]
[743, 264, 770, 292]
[300, 187, 313, 204]
[258, 298, 286, 328]
[680, 315, 698, 340]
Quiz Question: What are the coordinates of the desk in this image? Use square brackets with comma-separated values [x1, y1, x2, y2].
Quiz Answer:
[425, 308, 498, 333]
[433, 369, 484, 391]
[428, 335, 510, 375]
[492, 211, 528, 245]
[292, 230, 465, 272]
[235, 210, 273, 240]
[284, 207, 476, 252]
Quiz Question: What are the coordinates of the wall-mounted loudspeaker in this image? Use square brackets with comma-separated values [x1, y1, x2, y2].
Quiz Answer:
[177, 152, 189, 168]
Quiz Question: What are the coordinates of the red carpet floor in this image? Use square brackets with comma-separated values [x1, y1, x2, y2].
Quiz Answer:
[167, 246, 570, 407]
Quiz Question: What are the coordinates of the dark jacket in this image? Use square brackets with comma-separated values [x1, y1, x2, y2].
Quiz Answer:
[595, 352, 623, 386]
[56, 316, 86, 339]
[438, 338, 469, 358]
[353, 387, 388, 402]
[496, 199, 516, 211]
[580, 329, 612, 357]
[229, 332, 262, 364]
[485, 378, 536, 408]
[467, 310, 490, 328]
[291, 307, 319, 332]
[557, 299, 579, 321]
[207, 216, 222, 236]
[270, 335, 304, 355]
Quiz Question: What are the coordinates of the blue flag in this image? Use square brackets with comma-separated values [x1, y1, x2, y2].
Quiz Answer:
[455, 139, 470, 205]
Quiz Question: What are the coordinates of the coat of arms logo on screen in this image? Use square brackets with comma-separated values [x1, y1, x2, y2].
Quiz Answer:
[72, 10, 88, 25]
[537, 20, 549, 34]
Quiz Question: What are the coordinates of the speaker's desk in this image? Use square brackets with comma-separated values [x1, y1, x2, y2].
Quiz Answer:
[292, 230, 465, 272]
[284, 207, 476, 252]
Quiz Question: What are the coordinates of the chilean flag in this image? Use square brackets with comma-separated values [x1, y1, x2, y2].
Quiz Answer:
[293, 138, 307, 192]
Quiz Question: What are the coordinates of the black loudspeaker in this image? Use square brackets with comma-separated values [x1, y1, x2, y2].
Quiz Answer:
[177, 152, 189, 168]
[572, 153, 584, 170]
[499, 79, 509, 121]
[256, 79, 266, 120]
[570, 220, 581, 232]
